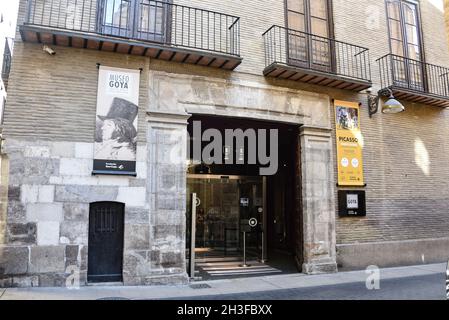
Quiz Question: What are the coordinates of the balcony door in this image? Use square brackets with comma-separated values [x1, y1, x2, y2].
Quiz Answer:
[286, 0, 332, 72]
[99, 0, 170, 43]
[386, 0, 424, 90]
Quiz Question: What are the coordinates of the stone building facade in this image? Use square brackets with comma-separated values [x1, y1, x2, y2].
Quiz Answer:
[1, 0, 449, 287]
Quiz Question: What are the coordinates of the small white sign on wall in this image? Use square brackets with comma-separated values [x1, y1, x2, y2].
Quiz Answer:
[346, 194, 359, 209]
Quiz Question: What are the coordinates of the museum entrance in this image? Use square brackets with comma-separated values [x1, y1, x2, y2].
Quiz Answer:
[187, 175, 265, 261]
[185, 115, 302, 280]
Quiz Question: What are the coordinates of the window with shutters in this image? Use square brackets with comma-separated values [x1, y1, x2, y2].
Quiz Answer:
[386, 0, 424, 90]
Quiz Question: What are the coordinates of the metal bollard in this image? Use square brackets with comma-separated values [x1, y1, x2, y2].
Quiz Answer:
[240, 231, 249, 268]
[260, 229, 265, 264]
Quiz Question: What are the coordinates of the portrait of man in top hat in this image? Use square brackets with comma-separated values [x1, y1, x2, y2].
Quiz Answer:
[95, 97, 138, 161]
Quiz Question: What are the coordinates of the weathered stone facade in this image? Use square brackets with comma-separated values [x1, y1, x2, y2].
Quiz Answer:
[147, 70, 337, 274]
[0, 137, 189, 286]
[1, 0, 449, 287]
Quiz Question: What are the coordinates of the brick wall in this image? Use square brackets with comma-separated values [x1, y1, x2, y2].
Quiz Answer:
[11, 0, 449, 88]
[330, 0, 449, 246]
[2, 43, 149, 143]
[333, 90, 449, 245]
[445, 0, 449, 52]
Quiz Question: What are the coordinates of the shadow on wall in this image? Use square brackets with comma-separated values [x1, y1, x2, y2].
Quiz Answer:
[381, 104, 447, 189]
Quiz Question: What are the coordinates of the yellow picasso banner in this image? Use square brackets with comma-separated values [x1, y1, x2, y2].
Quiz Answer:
[335, 100, 364, 186]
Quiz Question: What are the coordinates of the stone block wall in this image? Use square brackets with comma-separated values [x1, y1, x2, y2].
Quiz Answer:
[1, 139, 127, 286]
[0, 135, 188, 287]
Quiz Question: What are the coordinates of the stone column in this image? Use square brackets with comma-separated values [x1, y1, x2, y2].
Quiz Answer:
[300, 126, 338, 274]
[145, 110, 191, 285]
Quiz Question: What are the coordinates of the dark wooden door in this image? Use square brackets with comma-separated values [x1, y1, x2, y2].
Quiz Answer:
[88, 202, 125, 283]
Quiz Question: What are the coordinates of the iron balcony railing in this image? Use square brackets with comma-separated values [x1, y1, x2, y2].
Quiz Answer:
[25, 0, 240, 56]
[2, 38, 12, 83]
[378, 54, 449, 98]
[263, 25, 371, 82]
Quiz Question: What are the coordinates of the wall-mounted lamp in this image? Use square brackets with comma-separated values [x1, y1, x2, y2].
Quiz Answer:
[368, 88, 405, 117]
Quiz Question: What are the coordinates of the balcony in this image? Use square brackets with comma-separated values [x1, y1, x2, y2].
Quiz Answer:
[20, 0, 241, 70]
[2, 40, 12, 90]
[378, 54, 449, 107]
[263, 26, 371, 92]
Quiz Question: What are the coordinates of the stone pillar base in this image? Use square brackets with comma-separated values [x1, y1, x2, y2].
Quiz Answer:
[302, 261, 338, 275]
[143, 273, 190, 286]
[124, 272, 189, 286]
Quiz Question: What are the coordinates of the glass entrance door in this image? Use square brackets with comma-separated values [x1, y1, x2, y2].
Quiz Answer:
[186, 175, 266, 266]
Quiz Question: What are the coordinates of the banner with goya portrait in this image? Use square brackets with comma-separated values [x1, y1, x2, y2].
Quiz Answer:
[334, 100, 364, 187]
[93, 66, 140, 176]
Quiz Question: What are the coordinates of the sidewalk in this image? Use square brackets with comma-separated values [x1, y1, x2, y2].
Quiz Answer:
[0, 263, 446, 300]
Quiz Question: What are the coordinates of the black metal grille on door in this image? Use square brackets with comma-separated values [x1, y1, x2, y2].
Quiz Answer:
[88, 202, 125, 283]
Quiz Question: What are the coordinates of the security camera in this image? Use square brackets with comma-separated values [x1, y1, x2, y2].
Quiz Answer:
[43, 45, 56, 55]
[366, 87, 373, 94]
